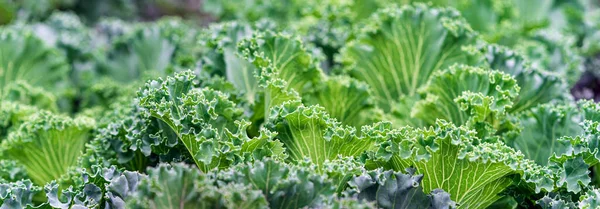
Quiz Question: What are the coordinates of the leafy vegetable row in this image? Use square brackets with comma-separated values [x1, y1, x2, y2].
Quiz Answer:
[2, 1, 600, 209]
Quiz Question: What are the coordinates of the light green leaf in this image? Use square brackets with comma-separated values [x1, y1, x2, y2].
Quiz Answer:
[260, 73, 302, 121]
[202, 22, 259, 104]
[0, 27, 69, 93]
[412, 65, 519, 127]
[240, 31, 323, 95]
[339, 3, 481, 111]
[306, 76, 375, 128]
[0, 101, 38, 140]
[505, 103, 584, 165]
[378, 120, 525, 209]
[0, 112, 94, 186]
[481, 44, 568, 113]
[137, 70, 279, 171]
[223, 47, 259, 104]
[2, 81, 58, 111]
[267, 101, 380, 166]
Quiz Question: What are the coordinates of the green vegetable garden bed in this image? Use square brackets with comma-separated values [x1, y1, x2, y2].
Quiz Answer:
[1, 1, 600, 208]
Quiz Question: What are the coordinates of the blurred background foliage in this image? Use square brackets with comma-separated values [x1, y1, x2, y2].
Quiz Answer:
[1, 0, 600, 101]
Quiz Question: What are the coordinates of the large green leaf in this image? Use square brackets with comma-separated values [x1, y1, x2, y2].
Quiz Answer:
[202, 22, 259, 104]
[135, 70, 280, 171]
[377, 120, 526, 209]
[388, 1, 511, 34]
[339, 3, 481, 111]
[240, 31, 323, 95]
[502, 100, 600, 193]
[0, 112, 94, 187]
[0, 27, 69, 95]
[548, 120, 600, 193]
[88, 70, 280, 172]
[2, 81, 58, 112]
[505, 103, 584, 165]
[481, 44, 568, 113]
[267, 101, 382, 166]
[306, 76, 375, 128]
[238, 29, 376, 129]
[412, 65, 519, 127]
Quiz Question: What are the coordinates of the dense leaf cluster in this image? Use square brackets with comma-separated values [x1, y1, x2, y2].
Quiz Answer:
[2, 1, 600, 209]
